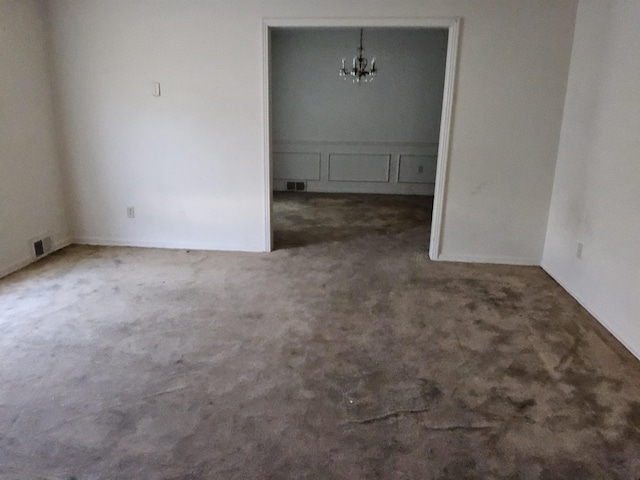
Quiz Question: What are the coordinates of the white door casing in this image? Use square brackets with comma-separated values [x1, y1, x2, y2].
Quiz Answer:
[262, 17, 460, 259]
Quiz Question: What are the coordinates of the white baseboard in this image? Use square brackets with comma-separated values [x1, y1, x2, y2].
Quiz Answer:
[542, 263, 640, 362]
[275, 181, 435, 196]
[436, 253, 540, 266]
[71, 237, 264, 253]
[0, 237, 72, 279]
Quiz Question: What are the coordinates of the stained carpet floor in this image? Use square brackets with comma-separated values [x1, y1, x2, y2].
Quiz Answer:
[0, 192, 639, 479]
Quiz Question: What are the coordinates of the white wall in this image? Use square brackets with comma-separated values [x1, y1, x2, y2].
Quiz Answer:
[0, 0, 69, 278]
[47, 0, 577, 261]
[543, 1, 640, 358]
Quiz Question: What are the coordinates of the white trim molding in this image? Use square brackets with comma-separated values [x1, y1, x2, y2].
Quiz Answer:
[273, 140, 438, 195]
[263, 19, 273, 252]
[71, 237, 262, 253]
[262, 16, 461, 255]
[429, 18, 460, 261]
[438, 253, 540, 266]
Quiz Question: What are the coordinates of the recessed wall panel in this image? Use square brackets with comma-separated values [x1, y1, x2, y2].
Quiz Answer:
[273, 152, 321, 180]
[398, 155, 438, 184]
[328, 154, 390, 182]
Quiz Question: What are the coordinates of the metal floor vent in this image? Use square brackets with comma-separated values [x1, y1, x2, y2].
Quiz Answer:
[32, 236, 52, 258]
[285, 181, 306, 191]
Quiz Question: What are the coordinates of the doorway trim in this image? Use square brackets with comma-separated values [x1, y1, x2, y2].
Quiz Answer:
[262, 17, 460, 259]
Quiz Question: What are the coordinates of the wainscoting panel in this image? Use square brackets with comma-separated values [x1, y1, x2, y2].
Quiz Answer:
[273, 152, 321, 180]
[273, 141, 438, 195]
[398, 155, 438, 184]
[328, 154, 390, 182]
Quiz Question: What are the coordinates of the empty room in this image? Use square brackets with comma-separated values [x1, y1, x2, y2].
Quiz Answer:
[1, 1, 639, 478]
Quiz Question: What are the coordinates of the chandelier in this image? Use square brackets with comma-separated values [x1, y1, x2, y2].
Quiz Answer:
[339, 28, 377, 84]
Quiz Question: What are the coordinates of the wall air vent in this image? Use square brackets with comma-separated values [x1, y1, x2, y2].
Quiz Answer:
[32, 236, 52, 258]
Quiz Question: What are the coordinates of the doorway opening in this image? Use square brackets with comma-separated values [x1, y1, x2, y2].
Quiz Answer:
[263, 19, 460, 256]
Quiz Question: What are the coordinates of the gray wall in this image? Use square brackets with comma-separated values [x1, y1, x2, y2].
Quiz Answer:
[271, 28, 448, 194]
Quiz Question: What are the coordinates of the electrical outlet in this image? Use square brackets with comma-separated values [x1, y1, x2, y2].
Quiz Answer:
[576, 242, 583, 259]
[127, 206, 135, 219]
[286, 181, 295, 191]
[295, 182, 305, 191]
